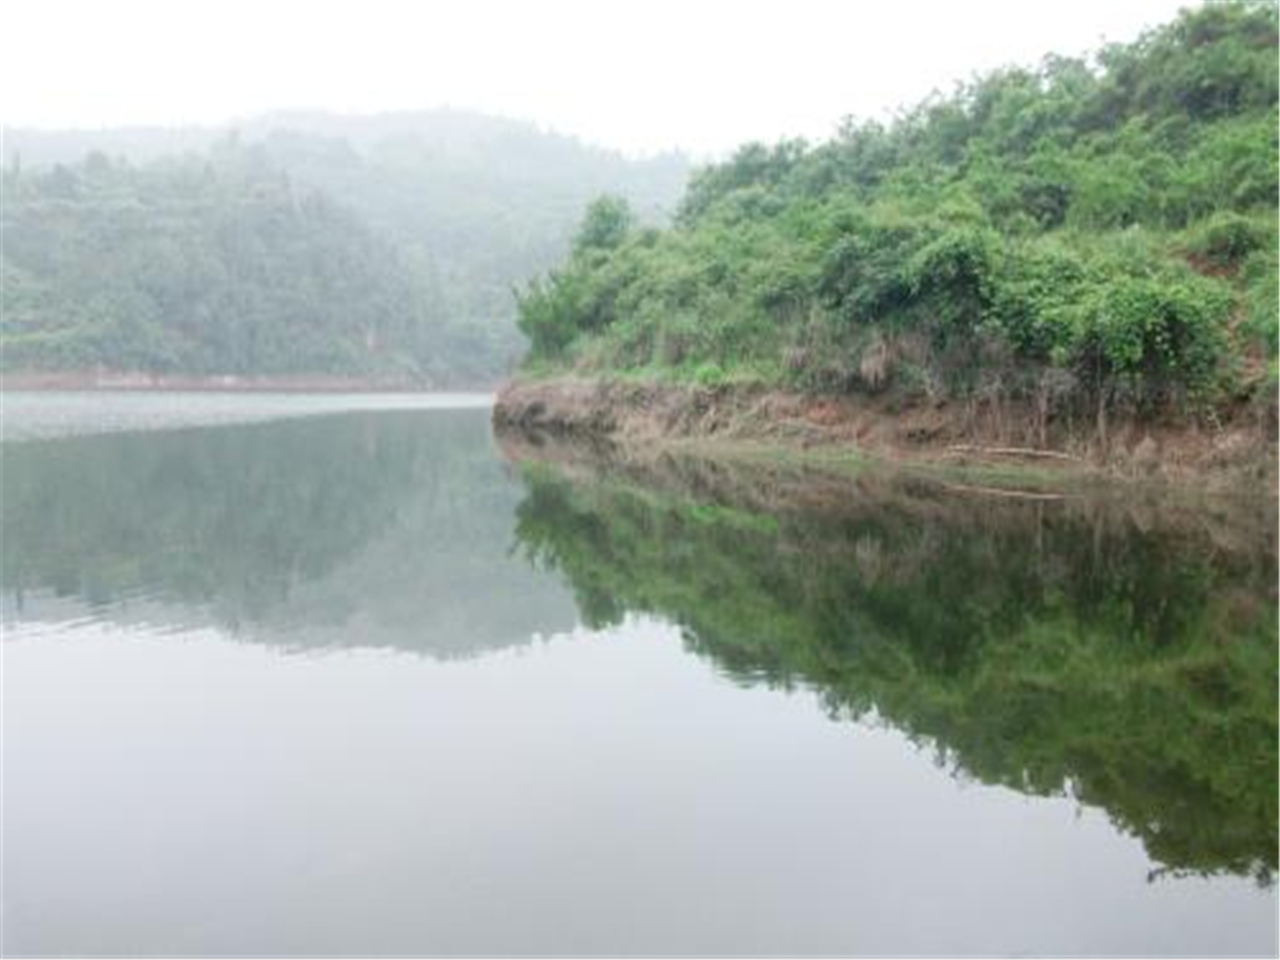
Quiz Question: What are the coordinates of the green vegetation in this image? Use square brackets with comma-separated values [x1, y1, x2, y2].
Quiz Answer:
[246, 115, 687, 334]
[1, 148, 455, 380]
[2, 112, 689, 383]
[511, 460, 1278, 883]
[517, 3, 1279, 419]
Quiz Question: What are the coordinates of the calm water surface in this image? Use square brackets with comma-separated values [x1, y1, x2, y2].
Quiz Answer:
[1, 392, 1276, 956]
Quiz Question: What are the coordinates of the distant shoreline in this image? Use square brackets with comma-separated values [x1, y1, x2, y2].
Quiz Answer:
[0, 369, 498, 394]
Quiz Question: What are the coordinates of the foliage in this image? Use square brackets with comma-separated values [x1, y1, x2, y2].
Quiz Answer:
[1183, 210, 1272, 268]
[1, 150, 454, 379]
[573, 195, 636, 254]
[1243, 243, 1280, 362]
[2, 112, 691, 382]
[516, 1, 1279, 409]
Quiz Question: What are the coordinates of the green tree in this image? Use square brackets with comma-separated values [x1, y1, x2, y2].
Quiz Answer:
[572, 195, 636, 254]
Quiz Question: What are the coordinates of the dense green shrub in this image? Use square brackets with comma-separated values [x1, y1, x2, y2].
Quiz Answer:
[1242, 246, 1280, 363]
[1068, 268, 1232, 401]
[1185, 210, 1273, 268]
[516, 1, 1278, 414]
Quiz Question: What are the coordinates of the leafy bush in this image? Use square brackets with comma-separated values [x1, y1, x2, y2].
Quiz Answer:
[516, 1, 1278, 413]
[1185, 211, 1272, 268]
[1242, 247, 1280, 364]
[692, 362, 727, 387]
[1069, 268, 1232, 401]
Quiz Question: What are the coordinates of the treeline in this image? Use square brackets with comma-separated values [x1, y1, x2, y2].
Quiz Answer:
[518, 2, 1279, 422]
[1, 111, 689, 384]
[1, 148, 462, 380]
[245, 112, 689, 330]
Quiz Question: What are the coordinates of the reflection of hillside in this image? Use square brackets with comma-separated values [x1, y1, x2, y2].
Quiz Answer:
[1, 410, 576, 657]
[506, 446, 1278, 884]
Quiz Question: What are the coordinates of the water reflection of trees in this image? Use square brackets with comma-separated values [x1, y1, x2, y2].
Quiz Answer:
[1, 411, 575, 655]
[509, 453, 1278, 884]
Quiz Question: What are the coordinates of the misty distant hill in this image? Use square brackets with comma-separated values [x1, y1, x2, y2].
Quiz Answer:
[1, 111, 690, 385]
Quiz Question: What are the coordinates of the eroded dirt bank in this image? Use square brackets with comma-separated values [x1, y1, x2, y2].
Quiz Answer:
[494, 377, 1278, 491]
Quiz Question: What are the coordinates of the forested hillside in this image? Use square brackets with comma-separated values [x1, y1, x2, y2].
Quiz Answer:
[245, 112, 689, 328]
[1, 111, 689, 384]
[517, 3, 1278, 426]
[2, 149, 456, 380]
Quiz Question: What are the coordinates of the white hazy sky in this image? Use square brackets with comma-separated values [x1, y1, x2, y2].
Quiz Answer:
[2, 0, 1191, 157]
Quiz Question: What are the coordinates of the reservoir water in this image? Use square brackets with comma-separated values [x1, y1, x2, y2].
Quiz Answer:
[1, 393, 1275, 956]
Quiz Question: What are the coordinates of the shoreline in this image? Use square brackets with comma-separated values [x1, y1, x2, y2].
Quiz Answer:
[493, 375, 1278, 493]
[493, 425, 1278, 561]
